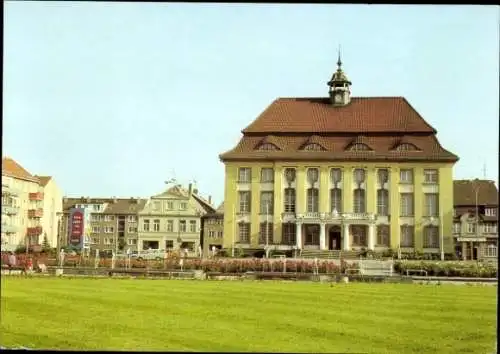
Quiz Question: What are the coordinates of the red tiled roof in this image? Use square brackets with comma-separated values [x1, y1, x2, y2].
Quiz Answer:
[242, 97, 437, 134]
[34, 175, 52, 187]
[2, 157, 39, 183]
[454, 180, 498, 206]
[220, 134, 458, 162]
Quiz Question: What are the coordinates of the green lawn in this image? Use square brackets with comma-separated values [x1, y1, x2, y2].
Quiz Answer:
[0, 278, 497, 353]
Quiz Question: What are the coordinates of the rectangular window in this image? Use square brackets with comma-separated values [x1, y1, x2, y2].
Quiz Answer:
[424, 193, 439, 217]
[92, 237, 99, 244]
[260, 168, 274, 183]
[423, 169, 439, 184]
[104, 215, 115, 222]
[400, 226, 415, 247]
[376, 225, 390, 246]
[127, 215, 137, 223]
[93, 204, 101, 212]
[92, 226, 100, 233]
[127, 239, 138, 245]
[91, 214, 100, 222]
[400, 193, 414, 216]
[282, 223, 296, 245]
[189, 220, 197, 232]
[153, 219, 160, 232]
[104, 227, 114, 233]
[330, 188, 342, 213]
[238, 223, 250, 243]
[260, 192, 274, 214]
[467, 223, 476, 233]
[423, 226, 439, 248]
[453, 223, 461, 234]
[165, 240, 174, 249]
[128, 226, 138, 233]
[180, 202, 188, 210]
[259, 222, 274, 245]
[377, 189, 389, 216]
[307, 188, 319, 213]
[284, 188, 296, 213]
[238, 191, 251, 213]
[217, 231, 223, 238]
[353, 189, 366, 213]
[485, 245, 497, 258]
[484, 223, 497, 233]
[238, 168, 251, 183]
[179, 220, 187, 232]
[351, 225, 367, 246]
[400, 169, 413, 184]
[167, 201, 174, 210]
[167, 220, 173, 232]
[208, 231, 216, 238]
[485, 208, 497, 217]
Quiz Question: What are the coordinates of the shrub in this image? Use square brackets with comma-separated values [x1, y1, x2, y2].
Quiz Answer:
[395, 260, 497, 278]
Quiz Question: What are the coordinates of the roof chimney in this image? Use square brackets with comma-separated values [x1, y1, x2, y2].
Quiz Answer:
[208, 195, 212, 205]
[188, 183, 193, 196]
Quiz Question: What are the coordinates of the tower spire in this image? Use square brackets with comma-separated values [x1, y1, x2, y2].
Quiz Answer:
[337, 45, 342, 69]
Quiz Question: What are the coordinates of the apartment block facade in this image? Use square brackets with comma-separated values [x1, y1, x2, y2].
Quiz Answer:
[1, 157, 63, 251]
[61, 197, 147, 252]
[200, 202, 224, 255]
[453, 179, 498, 260]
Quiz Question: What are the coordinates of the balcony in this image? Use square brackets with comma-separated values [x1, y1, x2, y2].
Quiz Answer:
[29, 192, 44, 201]
[1, 223, 19, 233]
[281, 212, 377, 223]
[28, 208, 44, 218]
[2, 205, 19, 215]
[27, 226, 43, 237]
[2, 184, 21, 196]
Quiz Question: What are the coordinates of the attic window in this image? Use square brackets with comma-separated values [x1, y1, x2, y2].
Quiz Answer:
[396, 143, 419, 151]
[349, 143, 371, 151]
[302, 143, 325, 151]
[257, 143, 279, 151]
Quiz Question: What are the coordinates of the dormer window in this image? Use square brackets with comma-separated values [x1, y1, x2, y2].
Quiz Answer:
[257, 143, 279, 151]
[302, 143, 325, 151]
[349, 143, 371, 151]
[395, 143, 419, 151]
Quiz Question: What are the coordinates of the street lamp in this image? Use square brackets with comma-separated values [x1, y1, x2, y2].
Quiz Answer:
[473, 179, 481, 261]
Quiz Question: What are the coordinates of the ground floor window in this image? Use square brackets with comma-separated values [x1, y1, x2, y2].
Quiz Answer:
[282, 223, 296, 245]
[259, 222, 274, 245]
[423, 226, 439, 248]
[400, 225, 414, 247]
[127, 239, 137, 246]
[165, 240, 174, 249]
[376, 225, 390, 246]
[351, 225, 367, 246]
[485, 244, 497, 258]
[180, 242, 195, 251]
[238, 223, 250, 243]
[143, 240, 159, 250]
[304, 224, 319, 245]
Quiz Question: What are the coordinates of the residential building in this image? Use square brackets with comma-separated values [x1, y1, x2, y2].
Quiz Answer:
[453, 179, 498, 260]
[61, 197, 147, 252]
[138, 183, 215, 252]
[1, 157, 63, 251]
[219, 56, 459, 255]
[200, 202, 224, 255]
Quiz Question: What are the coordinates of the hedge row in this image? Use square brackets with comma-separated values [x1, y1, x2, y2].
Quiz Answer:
[394, 261, 498, 278]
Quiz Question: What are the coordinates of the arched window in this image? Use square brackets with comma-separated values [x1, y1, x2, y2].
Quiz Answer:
[257, 143, 279, 151]
[302, 143, 325, 151]
[396, 143, 419, 151]
[349, 143, 371, 151]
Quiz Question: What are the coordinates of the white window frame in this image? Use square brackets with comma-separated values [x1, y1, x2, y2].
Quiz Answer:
[127, 215, 137, 222]
[282, 224, 296, 245]
[353, 188, 366, 213]
[238, 168, 252, 183]
[167, 201, 174, 210]
[485, 208, 497, 217]
[217, 231, 223, 238]
[189, 220, 197, 233]
[485, 244, 497, 258]
[92, 226, 100, 234]
[238, 223, 250, 243]
[400, 225, 414, 247]
[143, 219, 150, 232]
[330, 188, 342, 213]
[467, 223, 476, 234]
[400, 193, 414, 217]
[128, 226, 137, 233]
[208, 231, 216, 238]
[238, 191, 251, 213]
[166, 220, 174, 232]
[260, 168, 274, 183]
[423, 226, 439, 248]
[453, 223, 461, 234]
[153, 219, 160, 232]
[260, 191, 274, 214]
[424, 193, 439, 217]
[284, 188, 296, 213]
[179, 220, 187, 232]
[180, 202, 188, 210]
[423, 169, 439, 184]
[377, 189, 389, 216]
[399, 169, 413, 184]
[307, 188, 319, 213]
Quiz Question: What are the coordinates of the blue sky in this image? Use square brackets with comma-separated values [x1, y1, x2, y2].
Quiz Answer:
[3, 3, 499, 205]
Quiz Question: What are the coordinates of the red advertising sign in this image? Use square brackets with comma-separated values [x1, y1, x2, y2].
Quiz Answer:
[69, 210, 84, 247]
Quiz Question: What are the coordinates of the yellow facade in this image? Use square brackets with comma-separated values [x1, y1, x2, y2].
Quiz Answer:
[223, 161, 454, 254]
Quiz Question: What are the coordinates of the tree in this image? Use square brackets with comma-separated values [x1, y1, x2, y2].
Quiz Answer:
[42, 233, 51, 252]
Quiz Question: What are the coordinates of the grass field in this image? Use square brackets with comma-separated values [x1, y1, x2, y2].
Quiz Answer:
[0, 278, 497, 353]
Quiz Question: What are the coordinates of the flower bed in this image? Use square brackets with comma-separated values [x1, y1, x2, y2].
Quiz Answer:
[394, 261, 498, 278]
